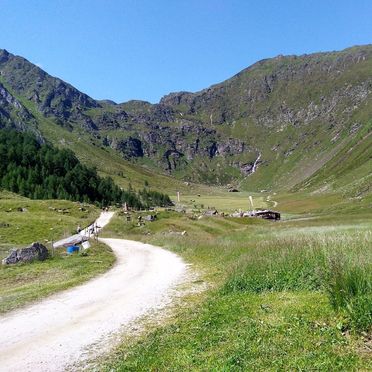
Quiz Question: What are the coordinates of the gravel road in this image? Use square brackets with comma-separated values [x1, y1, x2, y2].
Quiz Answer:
[0, 212, 187, 371]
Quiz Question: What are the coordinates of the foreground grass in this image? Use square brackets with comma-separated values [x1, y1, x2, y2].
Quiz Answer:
[106, 292, 363, 371]
[100, 200, 372, 370]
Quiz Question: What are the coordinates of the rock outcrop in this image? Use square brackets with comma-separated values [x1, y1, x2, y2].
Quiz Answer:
[2, 242, 49, 265]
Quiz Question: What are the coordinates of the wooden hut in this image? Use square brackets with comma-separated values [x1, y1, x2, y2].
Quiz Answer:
[250, 209, 280, 220]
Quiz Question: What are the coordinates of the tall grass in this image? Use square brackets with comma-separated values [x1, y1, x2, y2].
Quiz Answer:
[223, 230, 372, 332]
[223, 239, 325, 293]
[324, 253, 372, 332]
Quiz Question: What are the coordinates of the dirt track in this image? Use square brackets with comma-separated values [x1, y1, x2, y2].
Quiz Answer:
[0, 213, 187, 371]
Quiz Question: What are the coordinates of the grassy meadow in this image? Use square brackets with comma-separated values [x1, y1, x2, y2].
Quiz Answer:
[0, 190, 115, 313]
[174, 191, 267, 213]
[0, 184, 370, 369]
[100, 191, 372, 371]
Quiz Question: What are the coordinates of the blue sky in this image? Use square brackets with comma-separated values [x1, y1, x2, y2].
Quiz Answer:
[1, 0, 371, 103]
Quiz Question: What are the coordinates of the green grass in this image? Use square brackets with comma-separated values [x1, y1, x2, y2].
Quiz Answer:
[324, 256, 372, 332]
[0, 190, 115, 313]
[0, 190, 99, 254]
[223, 230, 372, 333]
[0, 241, 115, 314]
[175, 191, 267, 213]
[104, 292, 363, 371]
[100, 192, 372, 370]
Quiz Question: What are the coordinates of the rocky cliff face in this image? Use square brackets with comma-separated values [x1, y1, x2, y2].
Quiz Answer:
[0, 46, 371, 189]
[0, 49, 98, 131]
[0, 81, 43, 141]
[160, 48, 372, 127]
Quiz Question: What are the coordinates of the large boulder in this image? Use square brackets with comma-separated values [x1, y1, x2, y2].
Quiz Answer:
[2, 242, 49, 265]
[2, 249, 18, 265]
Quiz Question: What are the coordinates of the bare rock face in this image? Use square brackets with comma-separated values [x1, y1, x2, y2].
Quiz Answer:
[2, 242, 48, 265]
[116, 137, 144, 159]
[163, 148, 186, 171]
[0, 82, 44, 142]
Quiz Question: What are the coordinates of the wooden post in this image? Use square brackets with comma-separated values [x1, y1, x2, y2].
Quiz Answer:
[249, 195, 254, 210]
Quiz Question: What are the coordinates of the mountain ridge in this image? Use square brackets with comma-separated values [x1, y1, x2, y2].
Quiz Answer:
[0, 45, 371, 195]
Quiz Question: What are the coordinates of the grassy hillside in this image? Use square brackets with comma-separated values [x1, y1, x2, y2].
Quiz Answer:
[295, 120, 372, 196]
[0, 190, 99, 252]
[155, 45, 372, 190]
[1, 46, 371, 195]
[0, 191, 115, 313]
[0, 75, 191, 193]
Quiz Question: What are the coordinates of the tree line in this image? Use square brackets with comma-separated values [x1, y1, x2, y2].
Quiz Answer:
[0, 129, 173, 208]
[139, 188, 173, 209]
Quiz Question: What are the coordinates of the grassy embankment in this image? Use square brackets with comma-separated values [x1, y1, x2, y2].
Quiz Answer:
[0, 190, 115, 313]
[100, 191, 372, 371]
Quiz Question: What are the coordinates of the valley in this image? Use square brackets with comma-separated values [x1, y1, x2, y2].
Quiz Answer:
[0, 43, 371, 371]
[0, 186, 371, 370]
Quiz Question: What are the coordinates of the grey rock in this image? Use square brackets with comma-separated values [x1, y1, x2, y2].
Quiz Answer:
[240, 163, 254, 175]
[2, 242, 49, 265]
[2, 249, 18, 265]
[163, 149, 186, 171]
[116, 137, 144, 158]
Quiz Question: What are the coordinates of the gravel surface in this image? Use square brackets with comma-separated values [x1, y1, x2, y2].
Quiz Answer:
[0, 212, 187, 371]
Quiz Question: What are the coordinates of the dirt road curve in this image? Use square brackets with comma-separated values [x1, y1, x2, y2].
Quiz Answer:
[0, 212, 187, 371]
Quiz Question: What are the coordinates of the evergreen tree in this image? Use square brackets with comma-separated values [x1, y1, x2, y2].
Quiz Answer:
[0, 129, 172, 208]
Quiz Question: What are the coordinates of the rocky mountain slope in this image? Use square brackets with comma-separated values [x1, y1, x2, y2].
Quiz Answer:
[0, 46, 371, 194]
